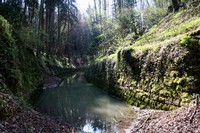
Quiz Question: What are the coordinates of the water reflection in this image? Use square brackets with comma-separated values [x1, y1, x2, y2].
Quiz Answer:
[34, 73, 135, 132]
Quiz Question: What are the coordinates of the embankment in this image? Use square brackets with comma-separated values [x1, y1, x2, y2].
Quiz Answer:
[85, 8, 200, 110]
[0, 15, 75, 132]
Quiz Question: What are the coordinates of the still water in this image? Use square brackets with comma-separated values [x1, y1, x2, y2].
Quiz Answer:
[34, 73, 135, 133]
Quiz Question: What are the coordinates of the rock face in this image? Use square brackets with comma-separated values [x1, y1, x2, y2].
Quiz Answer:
[85, 34, 200, 110]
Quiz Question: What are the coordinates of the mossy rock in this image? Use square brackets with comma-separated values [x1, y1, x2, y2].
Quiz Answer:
[0, 15, 18, 93]
[85, 8, 200, 110]
[0, 15, 43, 96]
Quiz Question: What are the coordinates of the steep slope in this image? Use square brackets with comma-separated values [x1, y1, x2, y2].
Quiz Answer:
[0, 15, 43, 96]
[85, 6, 200, 110]
[0, 16, 74, 132]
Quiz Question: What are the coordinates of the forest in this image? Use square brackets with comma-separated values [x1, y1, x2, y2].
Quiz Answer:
[0, 0, 200, 132]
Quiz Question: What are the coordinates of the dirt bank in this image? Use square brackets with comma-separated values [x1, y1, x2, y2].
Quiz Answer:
[0, 93, 73, 133]
[128, 101, 200, 133]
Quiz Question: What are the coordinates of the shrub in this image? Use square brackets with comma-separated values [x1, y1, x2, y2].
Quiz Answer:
[180, 35, 198, 47]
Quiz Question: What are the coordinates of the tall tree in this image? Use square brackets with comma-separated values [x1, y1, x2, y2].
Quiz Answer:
[171, 0, 179, 11]
[93, 0, 98, 21]
[39, 0, 44, 31]
[103, 0, 107, 16]
[117, 0, 122, 12]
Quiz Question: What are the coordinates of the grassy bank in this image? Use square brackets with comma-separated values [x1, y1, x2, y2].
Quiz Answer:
[85, 6, 200, 110]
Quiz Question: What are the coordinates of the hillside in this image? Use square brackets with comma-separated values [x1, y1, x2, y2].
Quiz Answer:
[0, 16, 74, 132]
[85, 6, 200, 110]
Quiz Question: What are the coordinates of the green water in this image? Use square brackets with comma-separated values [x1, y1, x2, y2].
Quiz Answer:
[34, 73, 135, 133]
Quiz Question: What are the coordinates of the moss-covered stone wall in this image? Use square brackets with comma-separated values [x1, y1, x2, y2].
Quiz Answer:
[0, 15, 43, 96]
[85, 35, 200, 110]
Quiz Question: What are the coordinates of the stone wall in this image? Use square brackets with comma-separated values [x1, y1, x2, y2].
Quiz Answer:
[85, 36, 200, 110]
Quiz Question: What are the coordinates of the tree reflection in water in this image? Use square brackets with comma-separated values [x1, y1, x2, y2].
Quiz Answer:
[34, 73, 134, 132]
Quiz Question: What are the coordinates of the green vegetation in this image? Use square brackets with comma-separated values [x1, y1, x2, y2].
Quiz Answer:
[1, 1, 200, 132]
[132, 11, 200, 50]
[0, 15, 42, 96]
[0, 15, 83, 122]
[87, 0, 170, 61]
[0, 0, 87, 123]
[92, 5, 200, 63]
[85, 4, 200, 110]
[180, 35, 199, 47]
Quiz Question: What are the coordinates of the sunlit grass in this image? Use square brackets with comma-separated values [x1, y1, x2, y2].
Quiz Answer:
[172, 10, 184, 19]
[95, 8, 200, 63]
[160, 17, 200, 38]
[125, 9, 200, 53]
[95, 53, 117, 63]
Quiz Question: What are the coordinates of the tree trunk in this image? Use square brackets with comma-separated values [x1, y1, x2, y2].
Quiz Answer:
[39, 0, 44, 31]
[57, 0, 61, 55]
[146, 0, 150, 7]
[172, 0, 179, 12]
[93, 0, 98, 21]
[117, 0, 122, 12]
[113, 0, 117, 16]
[103, 0, 106, 16]
[23, 0, 27, 25]
[98, 0, 102, 32]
